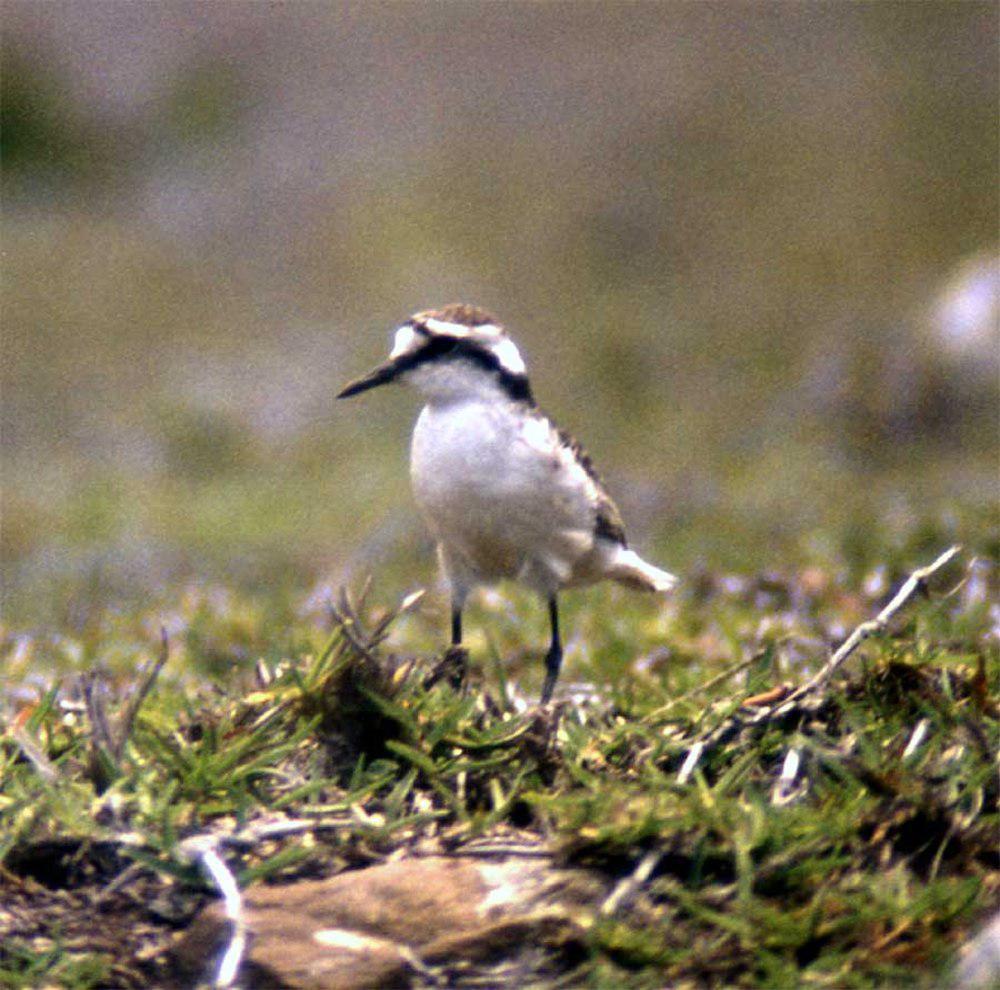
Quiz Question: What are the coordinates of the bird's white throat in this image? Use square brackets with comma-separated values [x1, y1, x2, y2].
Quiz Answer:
[405, 359, 521, 404]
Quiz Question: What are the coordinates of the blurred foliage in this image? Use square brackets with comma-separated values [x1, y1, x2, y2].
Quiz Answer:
[1, 51, 88, 179]
[1, 3, 997, 626]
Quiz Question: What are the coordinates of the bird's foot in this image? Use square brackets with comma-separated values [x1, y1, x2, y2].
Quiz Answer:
[425, 645, 469, 692]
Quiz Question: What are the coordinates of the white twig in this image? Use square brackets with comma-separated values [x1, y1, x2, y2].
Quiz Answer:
[902, 719, 930, 761]
[677, 741, 705, 785]
[795, 545, 961, 699]
[11, 727, 60, 782]
[780, 748, 800, 782]
[600, 848, 663, 916]
[228, 815, 350, 846]
[180, 836, 246, 989]
[697, 546, 963, 751]
[771, 748, 802, 805]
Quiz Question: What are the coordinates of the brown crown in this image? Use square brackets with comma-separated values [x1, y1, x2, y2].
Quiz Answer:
[417, 303, 499, 328]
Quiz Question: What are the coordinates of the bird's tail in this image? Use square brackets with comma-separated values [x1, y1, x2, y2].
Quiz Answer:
[608, 548, 678, 593]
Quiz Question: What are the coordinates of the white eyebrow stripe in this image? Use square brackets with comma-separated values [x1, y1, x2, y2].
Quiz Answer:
[423, 317, 502, 339]
[491, 337, 526, 375]
[422, 317, 470, 337]
[390, 325, 419, 358]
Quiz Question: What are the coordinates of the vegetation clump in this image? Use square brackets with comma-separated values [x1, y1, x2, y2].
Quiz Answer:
[1, 550, 997, 988]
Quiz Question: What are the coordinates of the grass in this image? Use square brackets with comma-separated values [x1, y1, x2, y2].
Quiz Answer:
[1, 520, 997, 988]
[2, 10, 997, 984]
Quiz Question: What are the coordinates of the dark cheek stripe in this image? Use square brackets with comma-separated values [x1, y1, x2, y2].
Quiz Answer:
[402, 337, 534, 403]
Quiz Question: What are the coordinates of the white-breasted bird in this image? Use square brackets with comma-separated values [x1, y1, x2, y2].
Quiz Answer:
[337, 304, 677, 702]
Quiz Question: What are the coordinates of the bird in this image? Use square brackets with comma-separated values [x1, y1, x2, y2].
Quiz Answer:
[337, 304, 677, 703]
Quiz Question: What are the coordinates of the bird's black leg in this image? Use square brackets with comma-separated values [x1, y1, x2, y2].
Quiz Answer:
[540, 596, 562, 704]
[431, 596, 468, 691]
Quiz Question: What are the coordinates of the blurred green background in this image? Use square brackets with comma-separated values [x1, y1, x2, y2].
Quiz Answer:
[3, 1, 997, 630]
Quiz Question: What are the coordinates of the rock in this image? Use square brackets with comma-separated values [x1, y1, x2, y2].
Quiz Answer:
[172, 853, 596, 989]
[951, 908, 1000, 990]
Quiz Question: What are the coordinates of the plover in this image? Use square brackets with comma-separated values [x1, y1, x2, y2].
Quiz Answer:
[338, 304, 677, 702]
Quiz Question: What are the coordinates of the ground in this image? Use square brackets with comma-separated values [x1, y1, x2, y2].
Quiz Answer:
[1, 531, 997, 988]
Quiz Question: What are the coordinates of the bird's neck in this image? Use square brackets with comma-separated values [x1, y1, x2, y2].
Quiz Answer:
[408, 361, 533, 408]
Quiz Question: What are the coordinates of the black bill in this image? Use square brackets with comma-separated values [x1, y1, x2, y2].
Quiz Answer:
[336, 359, 402, 398]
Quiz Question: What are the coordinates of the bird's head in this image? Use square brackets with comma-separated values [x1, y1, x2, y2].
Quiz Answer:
[337, 304, 533, 404]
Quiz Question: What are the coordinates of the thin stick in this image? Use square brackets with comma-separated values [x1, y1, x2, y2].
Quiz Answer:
[227, 815, 352, 846]
[685, 650, 767, 699]
[600, 848, 663, 916]
[115, 627, 169, 761]
[792, 545, 961, 699]
[180, 835, 246, 989]
[11, 727, 60, 782]
[696, 545, 962, 751]
[82, 673, 116, 759]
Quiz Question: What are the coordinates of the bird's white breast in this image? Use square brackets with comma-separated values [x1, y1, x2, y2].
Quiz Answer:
[410, 398, 597, 591]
